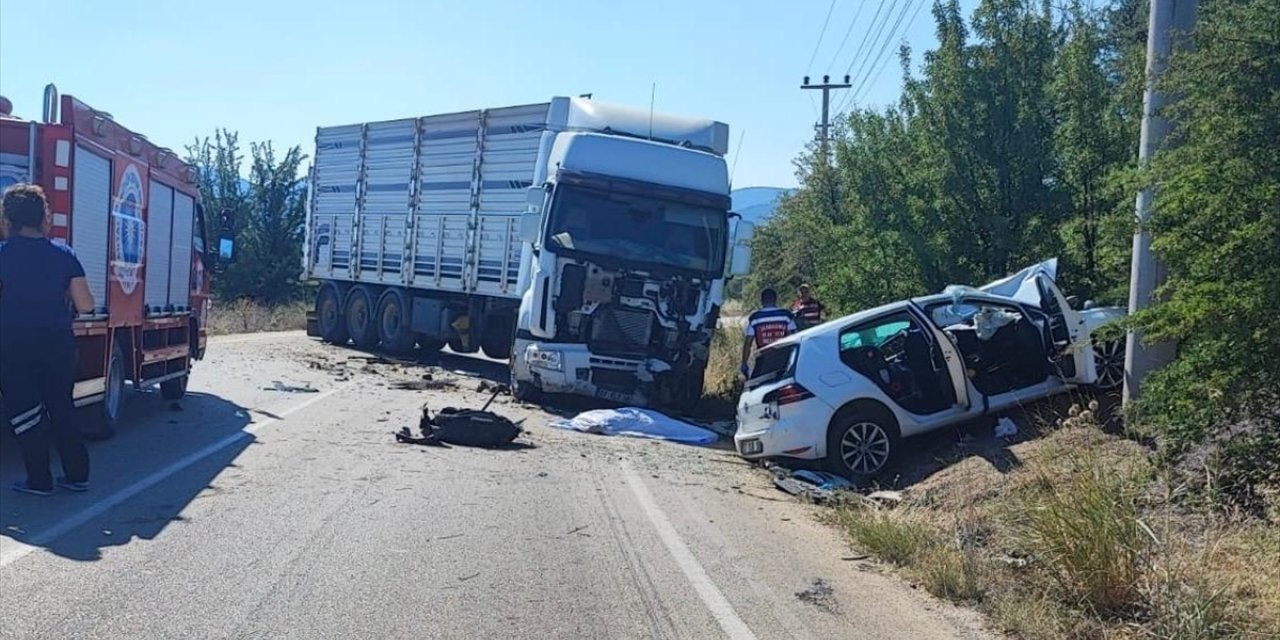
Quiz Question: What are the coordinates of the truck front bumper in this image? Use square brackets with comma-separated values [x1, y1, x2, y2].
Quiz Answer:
[511, 338, 655, 406]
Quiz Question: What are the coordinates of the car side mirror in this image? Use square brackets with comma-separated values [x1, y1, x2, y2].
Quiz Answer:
[728, 220, 754, 276]
[1065, 295, 1080, 310]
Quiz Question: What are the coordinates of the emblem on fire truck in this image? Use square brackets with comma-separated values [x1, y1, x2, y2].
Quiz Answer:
[112, 164, 146, 296]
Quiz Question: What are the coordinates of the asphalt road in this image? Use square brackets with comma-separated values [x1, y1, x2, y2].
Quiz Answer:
[0, 332, 990, 640]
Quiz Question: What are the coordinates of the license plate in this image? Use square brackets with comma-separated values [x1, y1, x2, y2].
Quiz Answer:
[596, 388, 630, 403]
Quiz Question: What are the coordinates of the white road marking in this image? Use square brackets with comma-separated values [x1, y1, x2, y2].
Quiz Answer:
[0, 385, 347, 568]
[620, 460, 758, 640]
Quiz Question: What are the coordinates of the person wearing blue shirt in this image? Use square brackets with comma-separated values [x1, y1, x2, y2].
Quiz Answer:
[0, 184, 95, 495]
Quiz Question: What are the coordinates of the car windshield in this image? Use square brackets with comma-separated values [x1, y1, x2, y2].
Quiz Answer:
[545, 185, 727, 274]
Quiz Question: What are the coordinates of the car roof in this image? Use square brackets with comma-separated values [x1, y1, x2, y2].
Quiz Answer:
[769, 299, 910, 349]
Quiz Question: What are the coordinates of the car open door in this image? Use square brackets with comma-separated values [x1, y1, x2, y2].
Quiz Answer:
[978, 259, 1095, 385]
[907, 302, 970, 410]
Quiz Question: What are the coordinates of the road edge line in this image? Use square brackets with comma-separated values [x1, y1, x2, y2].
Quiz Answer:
[620, 459, 758, 640]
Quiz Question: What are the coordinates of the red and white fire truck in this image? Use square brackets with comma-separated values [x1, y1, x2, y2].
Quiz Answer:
[0, 85, 212, 435]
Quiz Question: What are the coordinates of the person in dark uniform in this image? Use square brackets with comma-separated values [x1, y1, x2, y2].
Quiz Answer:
[791, 283, 825, 330]
[740, 287, 796, 377]
[0, 184, 95, 495]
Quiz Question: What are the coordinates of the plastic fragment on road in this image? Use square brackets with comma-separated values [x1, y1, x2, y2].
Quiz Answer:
[772, 469, 855, 503]
[395, 388, 524, 448]
[263, 381, 319, 393]
[994, 416, 1019, 438]
[549, 407, 718, 445]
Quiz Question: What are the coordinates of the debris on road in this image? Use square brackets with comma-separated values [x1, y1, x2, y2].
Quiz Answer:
[795, 578, 839, 613]
[549, 407, 719, 445]
[263, 381, 319, 393]
[994, 416, 1019, 439]
[866, 490, 904, 505]
[392, 378, 456, 391]
[772, 469, 855, 503]
[395, 389, 524, 448]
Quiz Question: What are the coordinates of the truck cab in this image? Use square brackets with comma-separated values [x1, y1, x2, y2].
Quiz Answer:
[511, 125, 752, 407]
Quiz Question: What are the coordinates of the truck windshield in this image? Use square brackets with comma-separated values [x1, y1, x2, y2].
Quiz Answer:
[546, 186, 727, 274]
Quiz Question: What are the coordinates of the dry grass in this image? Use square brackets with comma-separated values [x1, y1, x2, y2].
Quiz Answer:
[704, 326, 744, 399]
[833, 404, 1280, 639]
[207, 299, 309, 336]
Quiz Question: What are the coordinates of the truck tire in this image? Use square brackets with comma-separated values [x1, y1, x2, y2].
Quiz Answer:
[480, 315, 514, 360]
[316, 285, 349, 344]
[376, 289, 416, 354]
[83, 340, 127, 441]
[160, 364, 189, 400]
[417, 336, 446, 353]
[345, 286, 379, 350]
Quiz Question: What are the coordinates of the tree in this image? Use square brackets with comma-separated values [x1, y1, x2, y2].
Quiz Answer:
[186, 132, 308, 303]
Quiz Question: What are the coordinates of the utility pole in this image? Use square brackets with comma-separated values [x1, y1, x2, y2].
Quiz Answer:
[801, 74, 851, 159]
[1124, 0, 1198, 405]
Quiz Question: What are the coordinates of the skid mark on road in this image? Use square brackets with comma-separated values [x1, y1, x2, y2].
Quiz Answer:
[620, 460, 758, 640]
[0, 385, 349, 568]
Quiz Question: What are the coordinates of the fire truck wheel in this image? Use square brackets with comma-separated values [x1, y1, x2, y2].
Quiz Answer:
[160, 370, 189, 400]
[376, 290, 416, 354]
[316, 285, 349, 344]
[345, 286, 380, 350]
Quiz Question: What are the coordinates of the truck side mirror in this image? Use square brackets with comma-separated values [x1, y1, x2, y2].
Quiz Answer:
[728, 220, 754, 276]
[519, 211, 542, 244]
[525, 186, 546, 210]
[217, 208, 236, 263]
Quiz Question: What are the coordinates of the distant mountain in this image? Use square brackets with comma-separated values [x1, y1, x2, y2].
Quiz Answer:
[731, 187, 793, 225]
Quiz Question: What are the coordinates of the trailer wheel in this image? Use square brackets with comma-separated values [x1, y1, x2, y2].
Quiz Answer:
[316, 285, 349, 344]
[345, 286, 379, 349]
[376, 289, 416, 354]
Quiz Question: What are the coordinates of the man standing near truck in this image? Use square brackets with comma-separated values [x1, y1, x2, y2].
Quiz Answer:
[0, 184, 95, 495]
[740, 287, 796, 378]
[791, 283, 825, 331]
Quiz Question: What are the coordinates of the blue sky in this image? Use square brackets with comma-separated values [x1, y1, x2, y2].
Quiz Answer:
[1, 0, 976, 188]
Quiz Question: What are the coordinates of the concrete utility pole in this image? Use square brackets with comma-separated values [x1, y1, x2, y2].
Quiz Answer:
[801, 75, 851, 158]
[1125, 0, 1198, 405]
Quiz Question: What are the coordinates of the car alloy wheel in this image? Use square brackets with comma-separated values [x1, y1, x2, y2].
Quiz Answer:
[1093, 340, 1124, 390]
[840, 421, 892, 475]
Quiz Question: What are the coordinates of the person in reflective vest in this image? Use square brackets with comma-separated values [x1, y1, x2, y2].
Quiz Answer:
[0, 184, 95, 495]
[740, 287, 797, 377]
[791, 283, 825, 330]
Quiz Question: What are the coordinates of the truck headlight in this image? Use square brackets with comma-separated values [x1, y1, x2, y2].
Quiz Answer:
[527, 347, 563, 372]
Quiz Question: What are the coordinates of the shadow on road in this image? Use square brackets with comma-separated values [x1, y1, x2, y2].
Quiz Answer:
[0, 389, 255, 562]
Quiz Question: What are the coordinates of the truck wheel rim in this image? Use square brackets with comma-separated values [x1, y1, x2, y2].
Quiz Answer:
[841, 422, 890, 474]
[381, 300, 402, 340]
[350, 297, 369, 334]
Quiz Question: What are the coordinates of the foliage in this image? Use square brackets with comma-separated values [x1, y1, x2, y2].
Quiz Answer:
[186, 131, 308, 303]
[1127, 0, 1280, 467]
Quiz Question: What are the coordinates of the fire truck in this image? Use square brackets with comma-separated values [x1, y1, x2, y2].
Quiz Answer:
[0, 85, 212, 436]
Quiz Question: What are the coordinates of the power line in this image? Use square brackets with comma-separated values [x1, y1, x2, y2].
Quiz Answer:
[851, 0, 929, 106]
[805, 0, 839, 73]
[840, 0, 892, 83]
[837, 0, 900, 114]
[824, 0, 869, 72]
[839, 0, 917, 115]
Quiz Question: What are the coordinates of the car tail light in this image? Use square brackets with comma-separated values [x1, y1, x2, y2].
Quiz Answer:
[764, 383, 814, 406]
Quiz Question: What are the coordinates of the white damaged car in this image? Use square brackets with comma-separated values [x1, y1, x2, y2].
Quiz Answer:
[734, 259, 1125, 480]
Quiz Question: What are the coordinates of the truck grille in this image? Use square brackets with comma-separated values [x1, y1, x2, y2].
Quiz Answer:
[589, 306, 653, 354]
[591, 368, 639, 393]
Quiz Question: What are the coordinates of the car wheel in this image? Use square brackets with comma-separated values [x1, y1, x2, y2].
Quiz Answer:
[826, 408, 901, 481]
[1093, 339, 1124, 390]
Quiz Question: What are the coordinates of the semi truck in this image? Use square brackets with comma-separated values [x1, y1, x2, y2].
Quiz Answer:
[0, 85, 213, 435]
[303, 97, 753, 407]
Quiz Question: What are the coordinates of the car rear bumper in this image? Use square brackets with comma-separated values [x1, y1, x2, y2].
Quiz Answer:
[733, 417, 822, 460]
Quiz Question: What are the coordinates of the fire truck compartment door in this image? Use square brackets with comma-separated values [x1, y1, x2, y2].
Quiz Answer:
[146, 181, 174, 311]
[72, 147, 111, 308]
[171, 192, 194, 309]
